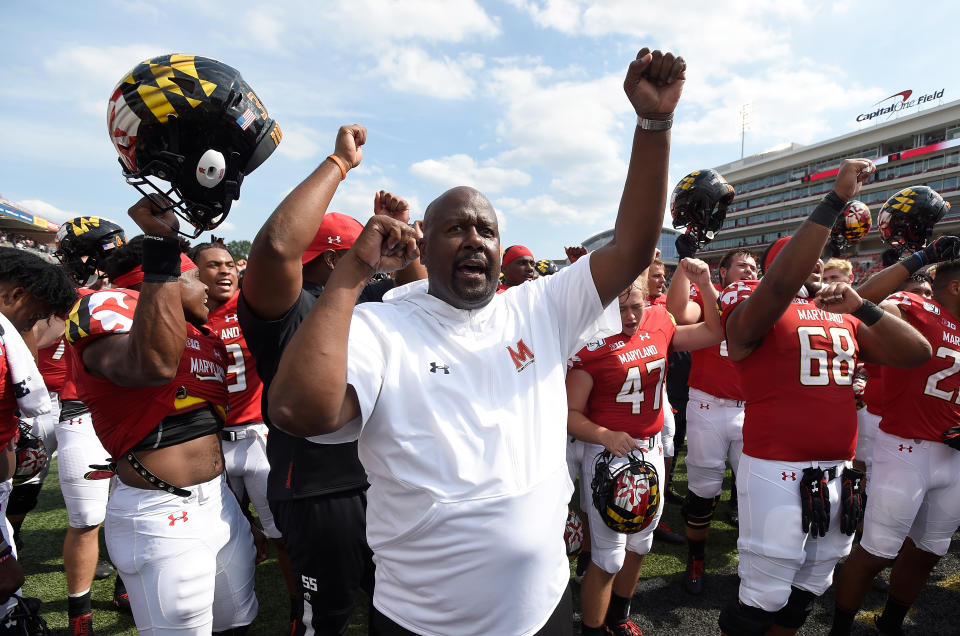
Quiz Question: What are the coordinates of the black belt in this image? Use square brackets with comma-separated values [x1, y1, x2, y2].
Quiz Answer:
[125, 452, 192, 497]
[822, 464, 841, 481]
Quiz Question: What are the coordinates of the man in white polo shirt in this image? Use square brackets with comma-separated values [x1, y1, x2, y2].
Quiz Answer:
[267, 46, 686, 636]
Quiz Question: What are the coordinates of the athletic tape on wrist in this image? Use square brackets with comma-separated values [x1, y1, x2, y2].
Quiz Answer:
[852, 300, 884, 326]
[141, 235, 183, 278]
[808, 192, 846, 228]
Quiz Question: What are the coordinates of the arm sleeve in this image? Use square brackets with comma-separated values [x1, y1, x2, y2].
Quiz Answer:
[542, 253, 622, 359]
[345, 305, 387, 427]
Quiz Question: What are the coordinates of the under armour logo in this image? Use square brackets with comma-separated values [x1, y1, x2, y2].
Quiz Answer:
[328, 235, 341, 244]
[637, 333, 651, 341]
[899, 444, 913, 452]
[699, 403, 710, 410]
[781, 471, 796, 481]
[225, 313, 238, 323]
[168, 512, 188, 525]
[429, 362, 450, 374]
[811, 484, 819, 493]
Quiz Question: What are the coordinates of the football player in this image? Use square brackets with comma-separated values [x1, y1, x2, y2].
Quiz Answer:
[718, 159, 933, 636]
[568, 257, 723, 636]
[830, 207, 960, 634]
[0, 248, 75, 629]
[65, 201, 259, 634]
[44, 216, 127, 633]
[499, 245, 538, 290]
[822, 258, 855, 284]
[189, 240, 296, 612]
[666, 247, 758, 595]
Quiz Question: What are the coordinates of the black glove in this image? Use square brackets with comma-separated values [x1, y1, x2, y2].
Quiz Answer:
[840, 467, 867, 535]
[944, 425, 960, 451]
[881, 247, 903, 267]
[799, 467, 830, 538]
[920, 235, 960, 264]
[675, 233, 699, 259]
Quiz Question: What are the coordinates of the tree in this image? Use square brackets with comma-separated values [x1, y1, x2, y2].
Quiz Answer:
[226, 240, 251, 261]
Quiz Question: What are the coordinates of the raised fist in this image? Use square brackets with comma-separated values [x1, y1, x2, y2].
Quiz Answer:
[333, 124, 366, 171]
[128, 194, 179, 237]
[350, 215, 419, 275]
[565, 245, 588, 264]
[679, 257, 710, 286]
[675, 233, 699, 259]
[814, 282, 863, 314]
[623, 48, 686, 118]
[832, 159, 875, 202]
[920, 235, 960, 264]
[374, 190, 411, 225]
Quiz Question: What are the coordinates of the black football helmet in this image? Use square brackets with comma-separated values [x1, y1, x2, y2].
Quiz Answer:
[535, 259, 558, 276]
[55, 216, 127, 286]
[591, 450, 660, 534]
[107, 54, 281, 237]
[878, 185, 950, 251]
[0, 596, 52, 635]
[13, 420, 49, 487]
[830, 200, 872, 251]
[670, 169, 735, 247]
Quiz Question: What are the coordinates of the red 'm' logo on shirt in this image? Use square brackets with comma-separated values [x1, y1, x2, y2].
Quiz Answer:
[507, 339, 535, 372]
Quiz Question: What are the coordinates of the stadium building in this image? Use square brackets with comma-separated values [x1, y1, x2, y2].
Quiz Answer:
[699, 93, 960, 282]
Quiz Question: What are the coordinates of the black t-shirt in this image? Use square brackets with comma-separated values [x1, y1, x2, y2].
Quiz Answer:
[238, 277, 395, 500]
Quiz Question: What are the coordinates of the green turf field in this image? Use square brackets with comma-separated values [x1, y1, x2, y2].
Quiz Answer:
[18, 453, 733, 634]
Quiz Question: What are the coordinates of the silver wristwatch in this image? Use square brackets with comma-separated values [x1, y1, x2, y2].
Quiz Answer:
[637, 114, 673, 131]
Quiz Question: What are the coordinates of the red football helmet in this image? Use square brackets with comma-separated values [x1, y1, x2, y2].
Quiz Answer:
[830, 200, 872, 250]
[564, 509, 584, 557]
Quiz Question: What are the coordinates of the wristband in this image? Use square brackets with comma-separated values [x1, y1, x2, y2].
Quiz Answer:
[327, 154, 347, 180]
[637, 113, 673, 131]
[141, 235, 182, 278]
[900, 252, 925, 274]
[808, 191, 847, 228]
[852, 300, 884, 326]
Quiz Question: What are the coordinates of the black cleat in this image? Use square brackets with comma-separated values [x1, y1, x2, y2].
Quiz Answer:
[653, 522, 684, 545]
[665, 486, 684, 505]
[684, 556, 705, 595]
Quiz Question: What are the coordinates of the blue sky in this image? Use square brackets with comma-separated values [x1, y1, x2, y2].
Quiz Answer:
[2, 0, 958, 260]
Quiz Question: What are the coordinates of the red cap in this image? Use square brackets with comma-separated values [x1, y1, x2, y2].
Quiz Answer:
[302, 212, 364, 264]
[502, 245, 533, 267]
[112, 253, 197, 288]
[763, 236, 791, 272]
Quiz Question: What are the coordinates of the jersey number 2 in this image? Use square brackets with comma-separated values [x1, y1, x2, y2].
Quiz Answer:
[615, 359, 666, 414]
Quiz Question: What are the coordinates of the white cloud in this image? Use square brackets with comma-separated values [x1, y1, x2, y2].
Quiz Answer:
[275, 123, 324, 161]
[410, 154, 531, 192]
[16, 199, 84, 223]
[377, 48, 484, 99]
[44, 44, 162, 90]
[320, 0, 500, 43]
[495, 194, 585, 225]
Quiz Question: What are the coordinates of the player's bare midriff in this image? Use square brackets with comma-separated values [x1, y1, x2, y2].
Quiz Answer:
[116, 433, 224, 491]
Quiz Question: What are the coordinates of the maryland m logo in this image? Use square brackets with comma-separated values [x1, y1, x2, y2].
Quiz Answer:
[507, 339, 535, 372]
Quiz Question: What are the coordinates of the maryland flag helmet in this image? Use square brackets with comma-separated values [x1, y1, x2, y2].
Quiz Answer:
[591, 450, 660, 534]
[107, 54, 282, 237]
[670, 169, 735, 246]
[13, 420, 49, 487]
[830, 200, 872, 251]
[878, 185, 950, 251]
[55, 216, 127, 286]
[535, 259, 558, 276]
[564, 509, 584, 557]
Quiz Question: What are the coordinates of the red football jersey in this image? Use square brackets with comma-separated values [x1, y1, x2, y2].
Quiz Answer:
[0, 343, 17, 447]
[720, 279, 861, 461]
[37, 338, 68, 395]
[860, 361, 884, 414]
[206, 291, 264, 426]
[571, 305, 675, 438]
[688, 282, 743, 400]
[880, 292, 960, 441]
[64, 289, 229, 458]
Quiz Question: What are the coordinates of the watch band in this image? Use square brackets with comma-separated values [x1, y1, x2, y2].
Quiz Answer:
[637, 114, 673, 131]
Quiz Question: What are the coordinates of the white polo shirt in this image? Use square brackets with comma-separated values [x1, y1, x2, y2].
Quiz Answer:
[345, 254, 619, 636]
